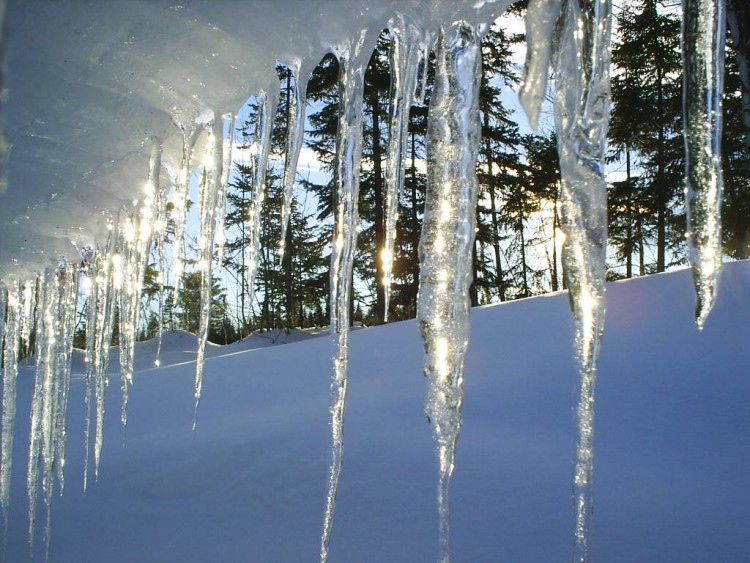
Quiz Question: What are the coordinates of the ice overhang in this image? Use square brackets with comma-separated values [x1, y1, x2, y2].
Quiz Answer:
[0, 0, 510, 282]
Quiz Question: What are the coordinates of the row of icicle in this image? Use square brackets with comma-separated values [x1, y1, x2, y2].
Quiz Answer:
[0, 1, 727, 561]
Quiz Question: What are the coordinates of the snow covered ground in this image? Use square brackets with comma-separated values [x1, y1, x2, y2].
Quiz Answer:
[3, 262, 750, 562]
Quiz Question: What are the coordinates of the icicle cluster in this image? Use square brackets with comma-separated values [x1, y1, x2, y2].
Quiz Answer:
[1, 285, 20, 523]
[26, 263, 78, 557]
[682, 0, 726, 329]
[0, 3, 732, 562]
[417, 22, 482, 563]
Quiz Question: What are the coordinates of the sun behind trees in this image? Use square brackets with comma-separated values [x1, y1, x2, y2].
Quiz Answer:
[135, 4, 748, 344]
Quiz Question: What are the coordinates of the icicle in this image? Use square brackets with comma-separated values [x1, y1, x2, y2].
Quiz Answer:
[320, 36, 368, 563]
[118, 138, 162, 430]
[551, 1, 612, 561]
[1, 284, 21, 523]
[154, 185, 169, 368]
[416, 23, 481, 563]
[214, 113, 235, 271]
[279, 65, 306, 260]
[27, 269, 61, 554]
[383, 19, 425, 322]
[245, 91, 278, 306]
[0, 287, 5, 369]
[415, 42, 431, 106]
[194, 112, 232, 421]
[20, 279, 36, 356]
[171, 126, 202, 308]
[82, 249, 98, 493]
[53, 263, 79, 495]
[82, 235, 119, 489]
[682, 0, 726, 329]
[520, 0, 564, 130]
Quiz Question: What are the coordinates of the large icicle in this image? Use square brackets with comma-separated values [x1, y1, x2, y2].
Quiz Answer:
[194, 112, 233, 419]
[682, 0, 726, 329]
[279, 64, 306, 259]
[384, 19, 426, 321]
[417, 23, 481, 563]
[320, 36, 368, 563]
[551, 1, 612, 561]
[1, 284, 21, 523]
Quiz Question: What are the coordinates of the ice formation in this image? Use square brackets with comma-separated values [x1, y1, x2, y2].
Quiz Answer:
[551, 1, 612, 559]
[0, 1, 730, 561]
[417, 22, 482, 561]
[384, 19, 430, 322]
[320, 32, 369, 562]
[682, 0, 726, 329]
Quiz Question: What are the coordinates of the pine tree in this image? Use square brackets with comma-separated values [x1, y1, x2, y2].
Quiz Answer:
[610, 1, 684, 273]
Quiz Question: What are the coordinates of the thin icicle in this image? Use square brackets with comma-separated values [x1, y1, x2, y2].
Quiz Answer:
[384, 20, 425, 322]
[279, 65, 306, 260]
[0, 287, 5, 369]
[415, 42, 431, 106]
[81, 247, 97, 493]
[1, 284, 21, 523]
[550, 1, 612, 561]
[245, 91, 278, 306]
[171, 126, 202, 308]
[520, 0, 564, 130]
[154, 184, 169, 368]
[53, 262, 79, 495]
[118, 138, 162, 429]
[417, 23, 481, 563]
[82, 236, 119, 489]
[320, 36, 368, 563]
[215, 113, 235, 271]
[20, 279, 35, 356]
[682, 0, 726, 329]
[194, 112, 230, 421]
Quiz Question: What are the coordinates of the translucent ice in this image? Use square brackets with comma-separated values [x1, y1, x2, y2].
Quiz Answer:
[550, 0, 612, 560]
[682, 0, 726, 329]
[417, 22, 482, 563]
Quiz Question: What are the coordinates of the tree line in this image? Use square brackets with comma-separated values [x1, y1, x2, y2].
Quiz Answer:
[135, 0, 748, 344]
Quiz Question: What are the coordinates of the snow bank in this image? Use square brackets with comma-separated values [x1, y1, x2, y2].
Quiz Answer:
[3, 262, 749, 561]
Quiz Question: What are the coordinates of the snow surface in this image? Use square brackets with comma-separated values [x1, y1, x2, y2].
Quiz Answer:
[3, 262, 749, 562]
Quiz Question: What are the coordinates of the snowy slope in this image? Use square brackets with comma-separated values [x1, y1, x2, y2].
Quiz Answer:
[4, 262, 750, 562]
